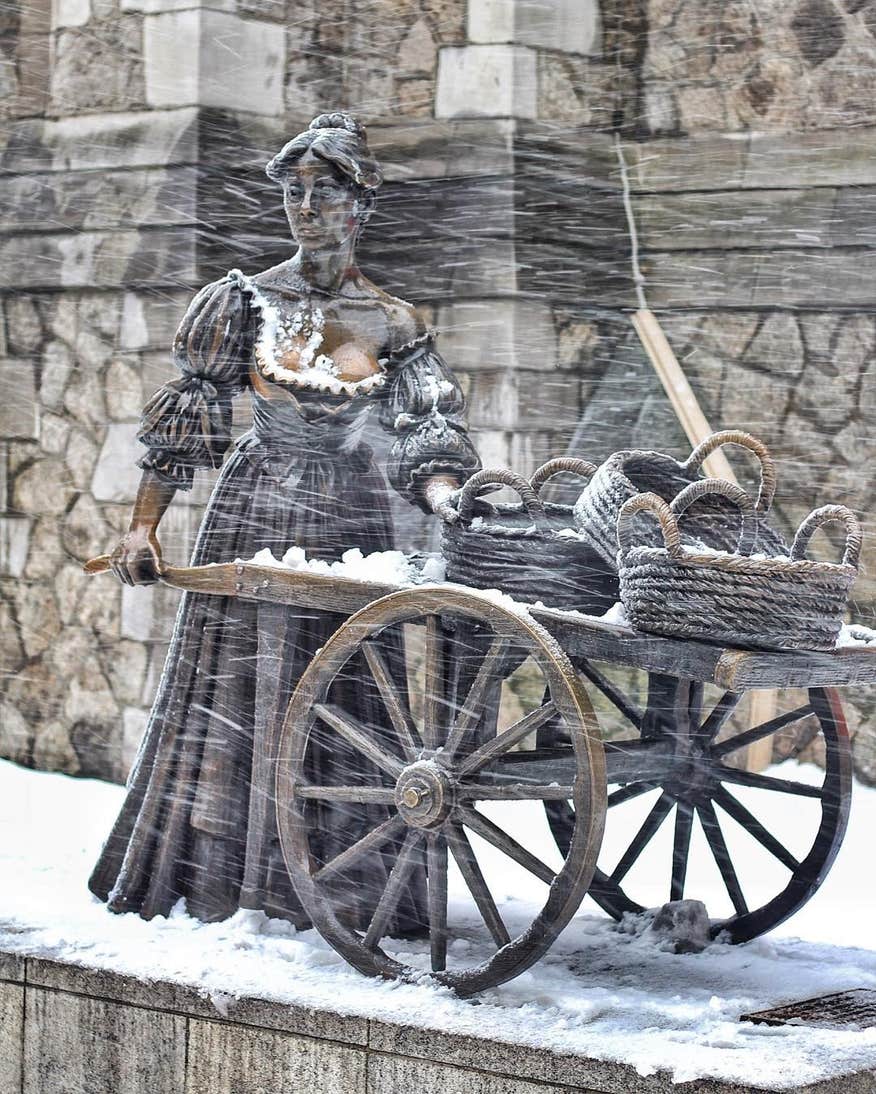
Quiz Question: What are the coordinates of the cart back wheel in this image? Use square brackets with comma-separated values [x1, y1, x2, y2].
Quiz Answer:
[275, 586, 606, 996]
[541, 670, 852, 944]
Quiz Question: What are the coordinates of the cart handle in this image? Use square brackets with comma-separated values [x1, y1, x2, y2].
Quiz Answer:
[529, 458, 597, 494]
[83, 554, 112, 574]
[683, 429, 776, 516]
[671, 478, 757, 556]
[456, 467, 546, 523]
[791, 505, 863, 569]
[82, 553, 169, 578]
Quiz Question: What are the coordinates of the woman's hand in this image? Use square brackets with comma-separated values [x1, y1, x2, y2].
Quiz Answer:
[423, 475, 460, 524]
[109, 525, 164, 586]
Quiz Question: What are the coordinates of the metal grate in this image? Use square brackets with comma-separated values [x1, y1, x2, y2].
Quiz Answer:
[741, 989, 876, 1030]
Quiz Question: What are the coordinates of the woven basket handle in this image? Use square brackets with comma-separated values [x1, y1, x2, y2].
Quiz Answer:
[682, 430, 776, 515]
[530, 458, 597, 494]
[670, 478, 757, 556]
[791, 505, 863, 568]
[617, 493, 682, 559]
[456, 467, 546, 523]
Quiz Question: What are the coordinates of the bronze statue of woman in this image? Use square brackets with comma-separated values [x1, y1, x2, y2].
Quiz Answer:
[88, 112, 480, 930]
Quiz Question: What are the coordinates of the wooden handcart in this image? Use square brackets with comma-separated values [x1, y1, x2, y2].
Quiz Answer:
[131, 558, 876, 996]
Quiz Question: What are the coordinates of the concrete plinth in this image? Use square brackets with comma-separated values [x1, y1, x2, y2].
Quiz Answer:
[1, 948, 873, 1094]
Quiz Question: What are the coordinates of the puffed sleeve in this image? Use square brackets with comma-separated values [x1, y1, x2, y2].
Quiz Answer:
[378, 337, 481, 511]
[137, 274, 253, 490]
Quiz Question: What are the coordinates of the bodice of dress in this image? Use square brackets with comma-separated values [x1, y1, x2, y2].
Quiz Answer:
[233, 269, 390, 400]
[136, 269, 481, 509]
[244, 386, 373, 478]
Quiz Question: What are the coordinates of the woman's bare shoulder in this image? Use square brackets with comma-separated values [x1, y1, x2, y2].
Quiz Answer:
[352, 273, 427, 350]
[247, 259, 300, 290]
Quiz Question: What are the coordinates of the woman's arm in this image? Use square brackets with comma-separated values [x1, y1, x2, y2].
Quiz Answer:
[109, 471, 177, 586]
[379, 336, 481, 515]
[106, 275, 253, 585]
[422, 473, 462, 523]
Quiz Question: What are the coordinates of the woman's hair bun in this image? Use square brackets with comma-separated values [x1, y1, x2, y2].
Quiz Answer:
[308, 112, 366, 139]
[266, 111, 381, 191]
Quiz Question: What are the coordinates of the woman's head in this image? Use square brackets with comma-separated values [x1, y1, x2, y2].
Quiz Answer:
[266, 113, 382, 250]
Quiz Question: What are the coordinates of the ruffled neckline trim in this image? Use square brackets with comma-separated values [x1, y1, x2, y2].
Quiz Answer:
[229, 268, 389, 398]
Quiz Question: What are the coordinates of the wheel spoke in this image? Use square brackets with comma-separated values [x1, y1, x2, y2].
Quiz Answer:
[313, 703, 404, 778]
[458, 701, 559, 778]
[444, 635, 510, 758]
[713, 786, 800, 872]
[696, 690, 743, 745]
[670, 802, 693, 902]
[362, 641, 422, 761]
[576, 658, 643, 729]
[608, 781, 658, 808]
[697, 801, 748, 917]
[779, 721, 821, 764]
[313, 814, 406, 882]
[427, 835, 448, 972]
[459, 783, 574, 801]
[446, 823, 510, 948]
[498, 746, 577, 764]
[610, 792, 674, 883]
[363, 829, 424, 949]
[711, 705, 814, 759]
[458, 805, 556, 885]
[295, 785, 397, 804]
[586, 866, 616, 901]
[715, 766, 824, 799]
[421, 615, 445, 750]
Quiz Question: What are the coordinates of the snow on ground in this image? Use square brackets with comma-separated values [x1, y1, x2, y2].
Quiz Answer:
[2, 757, 875, 1088]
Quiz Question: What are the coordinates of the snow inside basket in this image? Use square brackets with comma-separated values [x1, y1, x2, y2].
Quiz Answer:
[617, 479, 862, 652]
[574, 429, 788, 566]
[441, 462, 618, 614]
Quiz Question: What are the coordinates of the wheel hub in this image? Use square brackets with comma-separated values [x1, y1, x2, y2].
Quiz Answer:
[395, 760, 454, 828]
[664, 750, 716, 802]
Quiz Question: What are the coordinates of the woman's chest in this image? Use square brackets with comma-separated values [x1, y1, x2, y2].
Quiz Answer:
[253, 290, 393, 392]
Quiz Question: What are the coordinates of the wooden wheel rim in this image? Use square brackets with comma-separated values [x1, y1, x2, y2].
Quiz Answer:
[544, 679, 852, 943]
[275, 586, 606, 996]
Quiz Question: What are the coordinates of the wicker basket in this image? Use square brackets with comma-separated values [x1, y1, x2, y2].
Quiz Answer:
[441, 462, 619, 614]
[573, 429, 787, 566]
[617, 479, 862, 652]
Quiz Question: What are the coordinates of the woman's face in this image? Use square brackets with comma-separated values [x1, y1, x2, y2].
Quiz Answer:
[283, 148, 361, 251]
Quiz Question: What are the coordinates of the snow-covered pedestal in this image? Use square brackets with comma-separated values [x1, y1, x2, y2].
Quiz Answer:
[4, 947, 876, 1094]
[3, 760, 876, 1093]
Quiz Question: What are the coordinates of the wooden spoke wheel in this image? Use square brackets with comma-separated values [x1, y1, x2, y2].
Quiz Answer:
[275, 587, 606, 996]
[540, 668, 852, 944]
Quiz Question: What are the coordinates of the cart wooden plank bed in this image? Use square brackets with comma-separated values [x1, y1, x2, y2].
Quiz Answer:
[135, 557, 876, 996]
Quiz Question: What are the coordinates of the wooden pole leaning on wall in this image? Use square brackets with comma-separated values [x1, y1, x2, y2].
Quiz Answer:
[632, 310, 736, 481]
[614, 132, 775, 772]
[632, 308, 777, 773]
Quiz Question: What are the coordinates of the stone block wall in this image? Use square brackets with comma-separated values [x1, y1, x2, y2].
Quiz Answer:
[1, 0, 875, 783]
[642, 0, 876, 135]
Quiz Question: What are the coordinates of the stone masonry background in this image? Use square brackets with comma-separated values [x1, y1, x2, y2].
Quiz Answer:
[0, 0, 875, 781]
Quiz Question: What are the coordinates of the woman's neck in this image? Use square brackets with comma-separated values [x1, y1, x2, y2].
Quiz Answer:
[292, 239, 357, 294]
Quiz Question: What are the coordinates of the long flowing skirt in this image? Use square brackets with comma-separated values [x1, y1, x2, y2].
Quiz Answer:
[89, 440, 427, 930]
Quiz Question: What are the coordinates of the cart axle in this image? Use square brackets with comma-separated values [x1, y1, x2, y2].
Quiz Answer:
[395, 760, 454, 829]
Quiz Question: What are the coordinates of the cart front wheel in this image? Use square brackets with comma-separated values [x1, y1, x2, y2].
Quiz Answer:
[276, 586, 606, 996]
